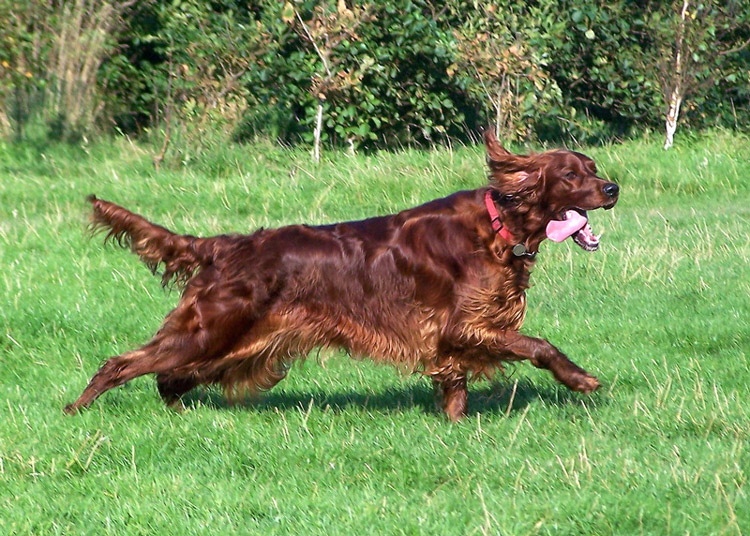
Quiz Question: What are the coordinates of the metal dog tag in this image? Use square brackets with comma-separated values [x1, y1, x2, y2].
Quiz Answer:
[512, 244, 528, 256]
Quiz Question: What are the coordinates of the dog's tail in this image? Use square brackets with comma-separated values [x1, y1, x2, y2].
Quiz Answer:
[87, 195, 215, 287]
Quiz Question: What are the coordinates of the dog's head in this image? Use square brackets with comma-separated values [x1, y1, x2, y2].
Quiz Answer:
[484, 130, 619, 252]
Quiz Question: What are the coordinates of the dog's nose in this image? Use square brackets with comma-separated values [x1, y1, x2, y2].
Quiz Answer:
[602, 182, 619, 198]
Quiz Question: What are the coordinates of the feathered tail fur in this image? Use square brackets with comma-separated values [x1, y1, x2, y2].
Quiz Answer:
[87, 195, 212, 287]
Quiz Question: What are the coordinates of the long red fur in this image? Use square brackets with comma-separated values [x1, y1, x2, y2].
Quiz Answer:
[66, 132, 619, 420]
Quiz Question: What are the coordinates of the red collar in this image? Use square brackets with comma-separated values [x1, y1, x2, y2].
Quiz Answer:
[484, 190, 536, 258]
[484, 190, 516, 243]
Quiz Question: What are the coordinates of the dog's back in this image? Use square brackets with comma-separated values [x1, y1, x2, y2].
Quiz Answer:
[67, 133, 617, 420]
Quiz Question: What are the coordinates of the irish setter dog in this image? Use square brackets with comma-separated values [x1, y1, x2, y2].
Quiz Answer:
[65, 131, 619, 420]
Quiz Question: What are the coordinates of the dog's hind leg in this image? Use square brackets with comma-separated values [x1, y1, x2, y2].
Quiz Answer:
[156, 374, 198, 409]
[63, 338, 186, 414]
[441, 376, 468, 422]
[65, 300, 263, 413]
[431, 374, 468, 422]
[65, 264, 278, 414]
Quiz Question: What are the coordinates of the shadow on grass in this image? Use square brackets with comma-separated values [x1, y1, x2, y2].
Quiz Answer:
[182, 378, 600, 419]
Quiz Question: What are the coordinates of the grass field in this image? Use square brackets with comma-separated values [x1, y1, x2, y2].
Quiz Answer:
[1, 131, 748, 535]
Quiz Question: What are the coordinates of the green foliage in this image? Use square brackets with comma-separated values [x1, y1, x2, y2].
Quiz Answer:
[102, 0, 274, 155]
[536, 1, 662, 129]
[659, 0, 750, 128]
[0, 1, 52, 140]
[239, 0, 474, 148]
[536, 0, 750, 132]
[446, 1, 565, 141]
[2, 0, 749, 147]
[0, 0, 136, 142]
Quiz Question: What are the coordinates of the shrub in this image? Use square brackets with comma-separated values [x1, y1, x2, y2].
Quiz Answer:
[0, 0, 135, 142]
[3, 0, 748, 148]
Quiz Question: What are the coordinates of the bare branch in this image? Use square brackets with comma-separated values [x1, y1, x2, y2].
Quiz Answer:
[153, 52, 174, 171]
[718, 35, 750, 56]
[295, 10, 332, 79]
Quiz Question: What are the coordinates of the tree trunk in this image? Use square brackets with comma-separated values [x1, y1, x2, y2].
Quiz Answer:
[313, 99, 323, 163]
[664, 0, 689, 150]
[664, 87, 683, 150]
[495, 93, 501, 139]
[153, 54, 174, 170]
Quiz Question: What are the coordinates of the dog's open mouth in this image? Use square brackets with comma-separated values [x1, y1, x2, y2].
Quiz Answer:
[546, 209, 601, 251]
[570, 211, 601, 252]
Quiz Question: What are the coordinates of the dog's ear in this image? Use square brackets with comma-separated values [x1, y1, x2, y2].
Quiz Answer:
[491, 170, 542, 198]
[484, 129, 512, 159]
[484, 129, 541, 195]
[483, 129, 529, 174]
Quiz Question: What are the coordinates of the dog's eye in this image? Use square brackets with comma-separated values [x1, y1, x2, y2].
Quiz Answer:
[565, 171, 577, 180]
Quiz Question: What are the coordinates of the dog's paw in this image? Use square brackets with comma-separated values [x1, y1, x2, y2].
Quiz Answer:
[568, 372, 600, 394]
[63, 403, 77, 415]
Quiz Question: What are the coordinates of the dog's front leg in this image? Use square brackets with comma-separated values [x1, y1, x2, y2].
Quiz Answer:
[487, 331, 600, 393]
[432, 375, 468, 422]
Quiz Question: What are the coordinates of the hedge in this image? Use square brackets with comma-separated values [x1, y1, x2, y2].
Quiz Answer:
[2, 0, 749, 147]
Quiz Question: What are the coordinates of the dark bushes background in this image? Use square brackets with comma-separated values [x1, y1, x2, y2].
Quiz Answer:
[1, 0, 749, 148]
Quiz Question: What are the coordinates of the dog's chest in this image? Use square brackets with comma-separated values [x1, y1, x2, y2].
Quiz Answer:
[483, 286, 528, 331]
[458, 268, 529, 332]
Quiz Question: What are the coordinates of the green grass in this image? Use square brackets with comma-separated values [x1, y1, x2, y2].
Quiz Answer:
[1, 131, 748, 535]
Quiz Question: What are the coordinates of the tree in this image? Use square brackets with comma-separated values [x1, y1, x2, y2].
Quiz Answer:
[447, 1, 560, 142]
[0, 0, 135, 141]
[285, 0, 372, 161]
[659, 0, 750, 149]
[151, 0, 273, 168]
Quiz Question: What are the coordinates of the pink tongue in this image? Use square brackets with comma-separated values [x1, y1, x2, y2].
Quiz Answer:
[546, 210, 588, 242]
